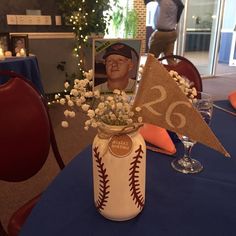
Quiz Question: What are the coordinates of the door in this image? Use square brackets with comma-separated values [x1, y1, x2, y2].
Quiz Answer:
[178, 0, 223, 76]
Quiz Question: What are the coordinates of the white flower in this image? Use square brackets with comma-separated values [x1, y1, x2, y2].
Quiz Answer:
[64, 110, 70, 117]
[110, 113, 116, 120]
[169, 70, 197, 102]
[138, 117, 143, 123]
[69, 111, 76, 118]
[98, 102, 105, 109]
[71, 89, 79, 96]
[85, 120, 91, 126]
[135, 107, 141, 112]
[106, 96, 113, 101]
[82, 104, 90, 111]
[87, 109, 95, 118]
[129, 111, 134, 117]
[116, 102, 123, 110]
[192, 87, 197, 96]
[91, 122, 98, 128]
[74, 79, 80, 84]
[60, 98, 66, 105]
[68, 100, 74, 107]
[65, 95, 71, 100]
[113, 89, 121, 95]
[61, 121, 69, 128]
[94, 90, 100, 98]
[76, 99, 82, 106]
[80, 96, 86, 103]
[64, 82, 70, 89]
[95, 108, 100, 114]
[127, 118, 133, 124]
[85, 91, 93, 97]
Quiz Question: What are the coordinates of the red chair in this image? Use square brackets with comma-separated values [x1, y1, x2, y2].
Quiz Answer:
[0, 71, 65, 236]
[158, 54, 203, 92]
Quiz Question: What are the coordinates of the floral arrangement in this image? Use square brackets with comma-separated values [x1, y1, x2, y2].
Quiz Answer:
[57, 69, 143, 130]
[57, 68, 197, 130]
[168, 70, 197, 103]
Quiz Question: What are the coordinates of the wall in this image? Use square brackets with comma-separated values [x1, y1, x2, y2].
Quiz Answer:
[29, 34, 77, 94]
[0, 0, 148, 93]
[134, 0, 146, 54]
[0, 0, 71, 32]
[0, 0, 77, 94]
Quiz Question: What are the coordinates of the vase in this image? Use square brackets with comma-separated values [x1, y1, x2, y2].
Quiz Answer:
[92, 123, 146, 221]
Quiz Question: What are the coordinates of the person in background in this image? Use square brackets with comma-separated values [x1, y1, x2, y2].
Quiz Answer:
[94, 43, 137, 93]
[148, 0, 184, 65]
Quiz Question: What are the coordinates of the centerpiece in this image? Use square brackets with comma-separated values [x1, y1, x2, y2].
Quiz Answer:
[58, 67, 198, 221]
[59, 67, 146, 220]
[58, 40, 229, 222]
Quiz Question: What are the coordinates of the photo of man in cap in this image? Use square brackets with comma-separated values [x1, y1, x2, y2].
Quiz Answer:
[94, 40, 140, 94]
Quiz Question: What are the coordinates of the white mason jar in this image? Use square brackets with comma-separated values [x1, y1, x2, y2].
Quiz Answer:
[92, 123, 146, 221]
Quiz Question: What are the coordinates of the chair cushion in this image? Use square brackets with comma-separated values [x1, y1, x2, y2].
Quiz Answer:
[7, 194, 41, 236]
[0, 77, 50, 181]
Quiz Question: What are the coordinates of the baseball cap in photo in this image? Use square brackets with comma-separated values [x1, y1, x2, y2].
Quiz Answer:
[103, 43, 133, 59]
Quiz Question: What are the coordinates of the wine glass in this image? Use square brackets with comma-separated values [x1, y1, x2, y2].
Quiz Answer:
[171, 92, 213, 174]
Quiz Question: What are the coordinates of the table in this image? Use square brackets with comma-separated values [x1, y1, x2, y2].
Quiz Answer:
[0, 56, 44, 95]
[20, 100, 236, 236]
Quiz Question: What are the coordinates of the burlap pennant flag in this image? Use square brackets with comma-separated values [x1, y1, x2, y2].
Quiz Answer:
[133, 54, 229, 157]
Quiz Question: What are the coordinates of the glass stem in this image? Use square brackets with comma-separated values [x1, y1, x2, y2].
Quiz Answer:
[183, 143, 194, 161]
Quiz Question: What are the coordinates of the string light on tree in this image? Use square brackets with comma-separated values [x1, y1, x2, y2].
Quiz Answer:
[57, 0, 114, 74]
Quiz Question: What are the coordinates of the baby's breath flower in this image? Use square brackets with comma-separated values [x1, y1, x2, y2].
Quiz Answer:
[85, 91, 93, 97]
[69, 111, 76, 118]
[64, 82, 70, 89]
[138, 117, 143, 123]
[98, 102, 105, 109]
[116, 102, 123, 110]
[91, 122, 98, 128]
[94, 90, 100, 97]
[87, 109, 95, 118]
[85, 120, 91, 126]
[129, 111, 134, 117]
[80, 96, 86, 103]
[113, 89, 121, 95]
[68, 100, 74, 107]
[127, 118, 133, 124]
[61, 121, 69, 128]
[64, 110, 70, 117]
[76, 99, 82, 106]
[110, 113, 116, 120]
[60, 98, 66, 105]
[65, 95, 70, 100]
[74, 79, 80, 84]
[71, 89, 79, 96]
[168, 70, 197, 103]
[82, 104, 90, 111]
[106, 96, 113, 101]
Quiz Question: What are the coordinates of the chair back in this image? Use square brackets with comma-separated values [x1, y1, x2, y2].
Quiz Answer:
[0, 71, 64, 182]
[158, 55, 203, 92]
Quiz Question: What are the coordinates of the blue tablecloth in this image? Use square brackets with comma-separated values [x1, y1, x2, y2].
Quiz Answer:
[20, 100, 236, 236]
[0, 56, 44, 95]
